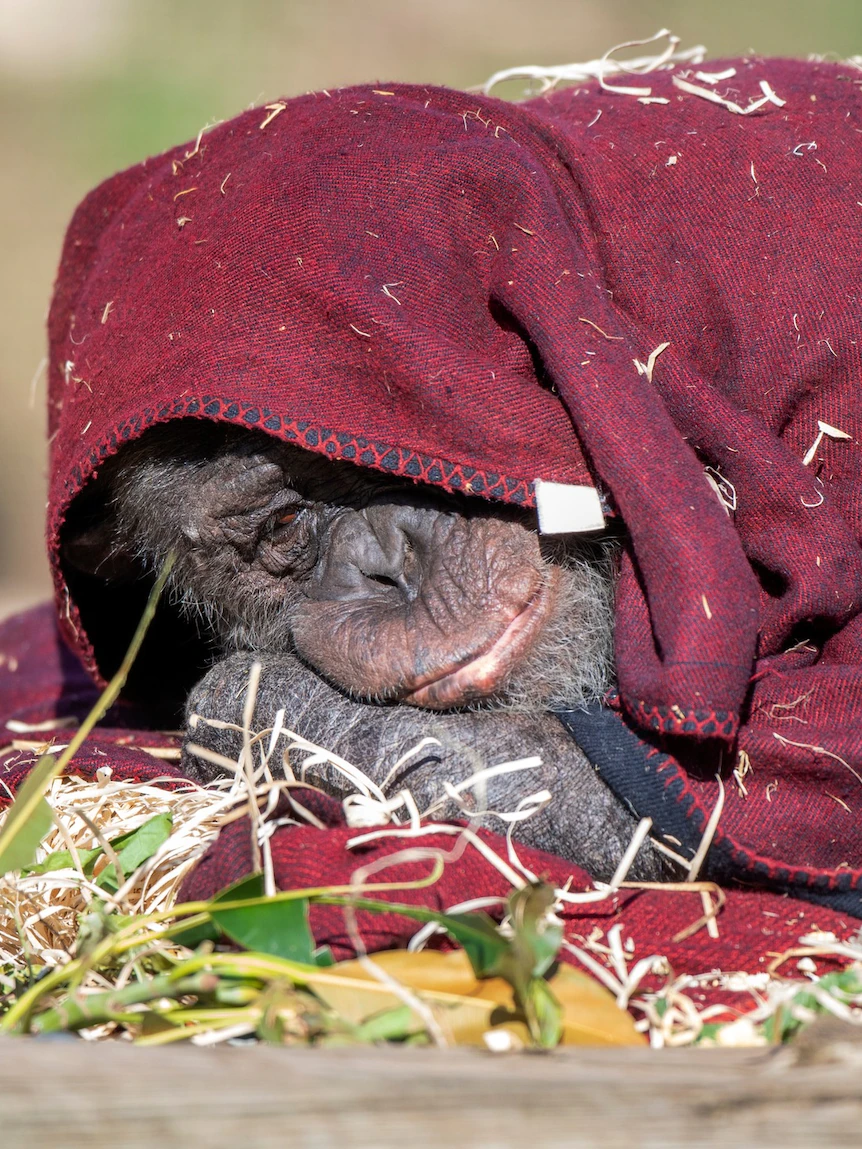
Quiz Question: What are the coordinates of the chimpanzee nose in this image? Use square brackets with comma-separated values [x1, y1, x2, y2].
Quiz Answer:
[310, 504, 429, 601]
[355, 526, 408, 592]
[358, 504, 432, 598]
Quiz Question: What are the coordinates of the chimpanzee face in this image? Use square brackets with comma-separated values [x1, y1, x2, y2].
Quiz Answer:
[63, 421, 616, 713]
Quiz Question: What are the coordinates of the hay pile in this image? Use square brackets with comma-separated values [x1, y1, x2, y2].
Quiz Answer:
[0, 766, 230, 975]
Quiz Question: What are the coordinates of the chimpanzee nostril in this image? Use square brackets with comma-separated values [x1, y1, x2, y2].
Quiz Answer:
[357, 553, 415, 599]
[355, 508, 417, 590]
[365, 572, 400, 590]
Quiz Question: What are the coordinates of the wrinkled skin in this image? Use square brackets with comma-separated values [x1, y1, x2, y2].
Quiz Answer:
[64, 421, 670, 881]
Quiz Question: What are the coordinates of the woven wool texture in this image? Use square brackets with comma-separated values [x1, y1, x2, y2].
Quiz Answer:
[26, 58, 862, 924]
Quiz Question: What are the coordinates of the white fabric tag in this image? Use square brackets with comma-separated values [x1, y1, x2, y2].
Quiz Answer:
[534, 479, 606, 534]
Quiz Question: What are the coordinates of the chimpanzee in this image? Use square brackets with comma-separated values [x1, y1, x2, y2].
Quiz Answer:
[62, 420, 669, 882]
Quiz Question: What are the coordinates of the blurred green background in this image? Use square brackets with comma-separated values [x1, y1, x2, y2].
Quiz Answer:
[1, 0, 861, 617]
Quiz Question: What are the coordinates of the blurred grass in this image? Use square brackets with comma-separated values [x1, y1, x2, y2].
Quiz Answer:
[1, 0, 861, 618]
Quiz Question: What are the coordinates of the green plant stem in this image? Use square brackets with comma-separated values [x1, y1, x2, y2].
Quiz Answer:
[28, 972, 216, 1035]
[0, 554, 177, 885]
[67, 864, 448, 983]
[134, 1011, 258, 1047]
[0, 869, 446, 1032]
[2, 809, 449, 1032]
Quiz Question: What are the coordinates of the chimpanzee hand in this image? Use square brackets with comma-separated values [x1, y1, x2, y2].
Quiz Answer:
[182, 650, 669, 883]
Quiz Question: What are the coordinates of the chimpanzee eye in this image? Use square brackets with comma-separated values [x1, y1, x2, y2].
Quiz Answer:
[266, 499, 310, 540]
[269, 504, 307, 535]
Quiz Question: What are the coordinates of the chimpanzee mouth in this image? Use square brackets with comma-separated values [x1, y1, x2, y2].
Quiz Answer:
[402, 572, 560, 709]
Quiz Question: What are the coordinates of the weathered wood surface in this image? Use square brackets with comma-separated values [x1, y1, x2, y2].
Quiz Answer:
[2, 1039, 862, 1148]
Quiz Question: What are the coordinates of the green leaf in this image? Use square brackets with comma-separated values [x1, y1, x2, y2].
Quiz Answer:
[212, 895, 317, 965]
[315, 889, 566, 1045]
[0, 755, 58, 876]
[215, 873, 266, 901]
[323, 950, 642, 1048]
[492, 884, 564, 1045]
[317, 895, 511, 976]
[325, 884, 565, 1047]
[353, 1005, 420, 1043]
[23, 810, 174, 885]
[442, 912, 512, 979]
[24, 844, 102, 877]
[170, 873, 265, 948]
[508, 883, 563, 979]
[97, 811, 174, 893]
[171, 878, 337, 965]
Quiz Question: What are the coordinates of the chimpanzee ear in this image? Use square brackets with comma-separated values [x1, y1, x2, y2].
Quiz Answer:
[62, 520, 139, 581]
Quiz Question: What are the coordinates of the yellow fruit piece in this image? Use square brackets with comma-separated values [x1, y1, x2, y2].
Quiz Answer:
[314, 949, 644, 1047]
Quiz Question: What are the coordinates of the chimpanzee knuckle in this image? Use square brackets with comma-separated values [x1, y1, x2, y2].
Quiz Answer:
[186, 654, 251, 723]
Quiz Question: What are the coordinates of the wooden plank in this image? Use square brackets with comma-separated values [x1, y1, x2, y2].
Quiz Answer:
[2, 1039, 862, 1148]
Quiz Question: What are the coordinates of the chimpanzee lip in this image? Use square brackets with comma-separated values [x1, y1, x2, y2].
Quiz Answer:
[402, 572, 559, 708]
